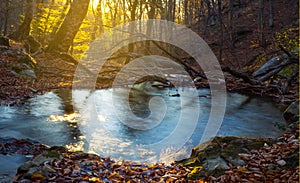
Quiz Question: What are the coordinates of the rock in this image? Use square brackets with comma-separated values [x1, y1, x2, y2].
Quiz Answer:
[267, 164, 276, 170]
[31, 153, 57, 166]
[177, 136, 272, 179]
[0, 175, 12, 183]
[17, 53, 36, 69]
[276, 159, 286, 166]
[17, 151, 62, 180]
[226, 155, 245, 166]
[22, 166, 43, 179]
[2, 47, 37, 80]
[19, 69, 36, 79]
[24, 36, 42, 54]
[283, 148, 299, 169]
[18, 161, 34, 174]
[283, 100, 299, 122]
[0, 35, 10, 47]
[205, 156, 229, 172]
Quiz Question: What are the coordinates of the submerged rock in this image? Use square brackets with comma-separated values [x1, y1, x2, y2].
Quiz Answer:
[0, 175, 12, 183]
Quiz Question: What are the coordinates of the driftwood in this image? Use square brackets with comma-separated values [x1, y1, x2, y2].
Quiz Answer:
[252, 47, 298, 81]
[224, 47, 298, 85]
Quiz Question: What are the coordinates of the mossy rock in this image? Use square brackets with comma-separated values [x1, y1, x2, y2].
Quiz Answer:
[48, 146, 67, 152]
[44, 151, 61, 158]
[283, 148, 299, 169]
[17, 53, 37, 69]
[177, 136, 272, 179]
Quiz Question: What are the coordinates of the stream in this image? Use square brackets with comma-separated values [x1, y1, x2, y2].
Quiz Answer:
[0, 85, 286, 177]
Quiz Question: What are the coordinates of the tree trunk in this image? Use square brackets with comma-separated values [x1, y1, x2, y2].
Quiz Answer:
[269, 0, 274, 27]
[48, 0, 71, 44]
[258, 0, 266, 47]
[228, 0, 234, 47]
[218, 0, 223, 61]
[183, 0, 188, 24]
[46, 0, 90, 53]
[146, 0, 156, 50]
[3, 0, 10, 35]
[125, 0, 138, 64]
[91, 0, 103, 41]
[10, 0, 34, 41]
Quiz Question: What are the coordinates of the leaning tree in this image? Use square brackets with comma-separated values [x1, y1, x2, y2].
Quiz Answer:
[46, 0, 90, 53]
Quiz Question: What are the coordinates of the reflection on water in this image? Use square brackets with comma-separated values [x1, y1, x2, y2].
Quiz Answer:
[0, 91, 82, 147]
[0, 86, 286, 164]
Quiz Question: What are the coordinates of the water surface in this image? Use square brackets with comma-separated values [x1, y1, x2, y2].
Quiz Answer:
[0, 86, 285, 165]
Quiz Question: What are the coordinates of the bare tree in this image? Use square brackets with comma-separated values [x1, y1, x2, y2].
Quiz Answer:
[91, 0, 104, 41]
[126, 0, 138, 63]
[269, 0, 274, 27]
[10, 0, 34, 41]
[3, 0, 10, 35]
[183, 0, 188, 24]
[46, 0, 90, 53]
[228, 0, 234, 47]
[258, 0, 266, 47]
[48, 0, 71, 43]
[218, 0, 223, 61]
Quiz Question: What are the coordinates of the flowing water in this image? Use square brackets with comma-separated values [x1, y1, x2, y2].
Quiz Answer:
[0, 85, 286, 176]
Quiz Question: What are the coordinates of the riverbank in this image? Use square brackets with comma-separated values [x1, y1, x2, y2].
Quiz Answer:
[0, 44, 298, 107]
[0, 120, 297, 182]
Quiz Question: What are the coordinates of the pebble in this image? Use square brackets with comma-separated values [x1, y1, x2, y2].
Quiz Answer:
[276, 159, 286, 166]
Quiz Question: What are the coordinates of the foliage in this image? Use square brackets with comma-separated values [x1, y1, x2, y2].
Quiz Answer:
[31, 1, 67, 46]
[274, 28, 299, 51]
[72, 17, 93, 59]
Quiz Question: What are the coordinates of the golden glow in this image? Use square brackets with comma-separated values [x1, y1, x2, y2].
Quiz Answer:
[59, 82, 72, 87]
[90, 0, 100, 8]
[97, 114, 107, 122]
[65, 141, 84, 152]
[47, 113, 80, 123]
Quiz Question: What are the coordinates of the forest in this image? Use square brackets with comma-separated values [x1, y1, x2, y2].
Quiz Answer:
[0, 0, 299, 182]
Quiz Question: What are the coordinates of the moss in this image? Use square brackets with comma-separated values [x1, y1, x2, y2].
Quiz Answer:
[187, 166, 203, 179]
[177, 157, 198, 166]
[44, 151, 61, 158]
[179, 136, 274, 179]
[49, 146, 67, 152]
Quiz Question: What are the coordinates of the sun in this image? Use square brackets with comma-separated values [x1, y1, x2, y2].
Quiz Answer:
[90, 0, 100, 8]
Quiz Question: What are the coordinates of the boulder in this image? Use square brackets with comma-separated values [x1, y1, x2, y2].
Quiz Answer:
[283, 100, 299, 122]
[3, 47, 37, 80]
[0, 35, 10, 47]
[19, 69, 36, 79]
[17, 150, 63, 180]
[24, 36, 42, 54]
[177, 136, 272, 179]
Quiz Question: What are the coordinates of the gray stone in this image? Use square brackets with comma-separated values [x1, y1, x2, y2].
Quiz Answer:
[23, 167, 42, 179]
[19, 69, 36, 79]
[18, 161, 34, 174]
[0, 175, 12, 183]
[283, 100, 299, 122]
[225, 156, 245, 166]
[205, 156, 229, 171]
